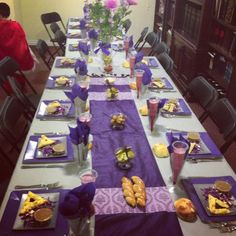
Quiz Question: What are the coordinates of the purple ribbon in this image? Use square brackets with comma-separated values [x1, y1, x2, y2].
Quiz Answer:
[135, 63, 152, 85]
[88, 29, 99, 40]
[74, 59, 88, 76]
[94, 42, 111, 56]
[64, 84, 89, 102]
[59, 183, 95, 219]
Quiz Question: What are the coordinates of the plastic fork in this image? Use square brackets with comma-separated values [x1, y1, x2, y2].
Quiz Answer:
[14, 181, 61, 190]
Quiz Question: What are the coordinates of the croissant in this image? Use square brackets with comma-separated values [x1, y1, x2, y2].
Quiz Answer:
[137, 197, 146, 207]
[123, 189, 135, 198]
[125, 196, 136, 207]
[131, 176, 145, 188]
[121, 177, 132, 185]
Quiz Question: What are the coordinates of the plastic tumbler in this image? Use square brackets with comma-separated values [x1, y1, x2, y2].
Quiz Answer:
[135, 69, 144, 99]
[124, 38, 129, 59]
[148, 97, 159, 131]
[78, 112, 92, 126]
[129, 54, 136, 78]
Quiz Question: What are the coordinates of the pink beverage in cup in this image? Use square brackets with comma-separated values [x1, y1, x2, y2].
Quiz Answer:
[171, 141, 189, 184]
[135, 69, 144, 99]
[129, 54, 136, 78]
[148, 97, 159, 131]
[79, 112, 92, 126]
[79, 169, 98, 184]
[124, 38, 129, 59]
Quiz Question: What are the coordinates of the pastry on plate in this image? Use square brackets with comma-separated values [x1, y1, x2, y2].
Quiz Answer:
[55, 76, 70, 85]
[208, 194, 230, 215]
[46, 101, 61, 114]
[38, 135, 56, 149]
[152, 78, 165, 88]
[187, 132, 200, 143]
[152, 143, 169, 158]
[19, 191, 49, 216]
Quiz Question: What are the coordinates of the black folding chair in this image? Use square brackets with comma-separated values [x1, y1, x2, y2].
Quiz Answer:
[41, 12, 66, 50]
[36, 39, 55, 70]
[183, 76, 219, 122]
[134, 27, 148, 50]
[50, 22, 61, 34]
[206, 98, 236, 153]
[151, 41, 170, 56]
[0, 56, 37, 95]
[138, 32, 159, 54]
[157, 52, 173, 74]
[54, 30, 66, 55]
[123, 19, 132, 33]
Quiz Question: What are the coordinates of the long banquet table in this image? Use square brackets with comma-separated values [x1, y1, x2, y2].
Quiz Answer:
[0, 25, 236, 236]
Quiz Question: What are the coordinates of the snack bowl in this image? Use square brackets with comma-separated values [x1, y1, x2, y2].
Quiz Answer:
[79, 169, 98, 184]
[33, 208, 53, 226]
[110, 113, 127, 130]
[115, 146, 135, 170]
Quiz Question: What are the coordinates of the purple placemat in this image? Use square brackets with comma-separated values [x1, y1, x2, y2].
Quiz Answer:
[94, 187, 175, 215]
[23, 135, 74, 164]
[0, 189, 69, 235]
[90, 77, 130, 86]
[55, 58, 76, 68]
[182, 176, 236, 222]
[89, 85, 130, 93]
[89, 92, 133, 101]
[36, 100, 75, 119]
[68, 44, 79, 51]
[90, 100, 144, 135]
[161, 98, 192, 116]
[46, 76, 75, 89]
[145, 57, 159, 68]
[166, 132, 222, 159]
[149, 77, 174, 90]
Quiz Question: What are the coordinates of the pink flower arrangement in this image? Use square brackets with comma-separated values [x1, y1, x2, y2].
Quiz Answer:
[105, 0, 119, 9]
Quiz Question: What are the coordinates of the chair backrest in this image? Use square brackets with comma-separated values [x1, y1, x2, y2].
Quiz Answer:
[50, 22, 61, 34]
[54, 30, 66, 54]
[134, 27, 148, 49]
[209, 98, 236, 140]
[123, 19, 132, 33]
[0, 57, 37, 95]
[36, 39, 55, 70]
[157, 52, 173, 73]
[138, 32, 158, 52]
[188, 76, 219, 110]
[41, 12, 66, 43]
[152, 41, 170, 56]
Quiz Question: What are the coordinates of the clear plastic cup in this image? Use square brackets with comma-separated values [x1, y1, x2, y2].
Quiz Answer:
[79, 169, 98, 184]
[135, 69, 144, 98]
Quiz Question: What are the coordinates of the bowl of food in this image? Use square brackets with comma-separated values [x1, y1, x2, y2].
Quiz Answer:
[115, 146, 135, 170]
[110, 113, 126, 130]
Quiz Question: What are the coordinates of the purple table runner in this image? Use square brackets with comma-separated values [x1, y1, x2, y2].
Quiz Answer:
[90, 77, 129, 86]
[89, 84, 130, 93]
[90, 96, 183, 235]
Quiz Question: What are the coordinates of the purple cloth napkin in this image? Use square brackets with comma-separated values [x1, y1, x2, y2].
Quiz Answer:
[69, 119, 90, 145]
[88, 29, 98, 40]
[74, 59, 88, 76]
[59, 183, 95, 219]
[182, 176, 236, 222]
[65, 84, 88, 102]
[135, 51, 144, 64]
[135, 63, 152, 85]
[79, 18, 86, 29]
[78, 41, 89, 55]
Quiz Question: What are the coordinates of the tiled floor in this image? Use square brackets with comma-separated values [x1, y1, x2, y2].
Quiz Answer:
[0, 48, 235, 207]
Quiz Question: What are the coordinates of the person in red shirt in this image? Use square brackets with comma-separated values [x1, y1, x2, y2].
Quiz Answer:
[0, 2, 36, 71]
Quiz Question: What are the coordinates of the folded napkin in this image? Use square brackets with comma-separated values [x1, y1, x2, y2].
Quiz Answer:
[65, 84, 88, 102]
[79, 18, 86, 30]
[135, 52, 144, 64]
[59, 183, 95, 235]
[74, 59, 88, 76]
[78, 41, 89, 55]
[88, 29, 98, 40]
[69, 119, 90, 146]
[135, 63, 152, 85]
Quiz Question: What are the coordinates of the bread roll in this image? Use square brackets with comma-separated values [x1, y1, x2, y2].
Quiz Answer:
[174, 198, 197, 222]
